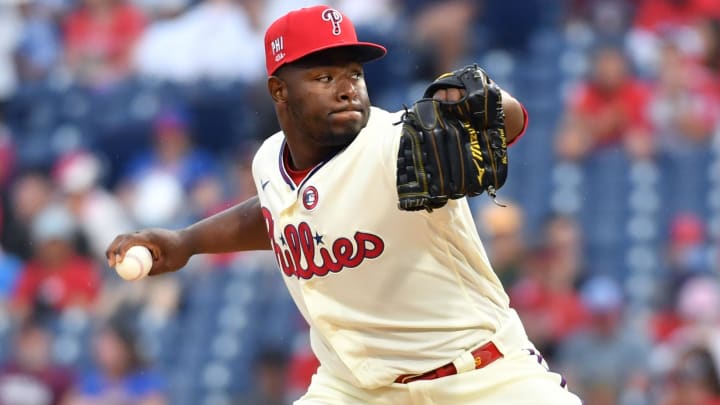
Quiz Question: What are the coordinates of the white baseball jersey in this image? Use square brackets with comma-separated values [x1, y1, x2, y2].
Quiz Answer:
[252, 106, 517, 390]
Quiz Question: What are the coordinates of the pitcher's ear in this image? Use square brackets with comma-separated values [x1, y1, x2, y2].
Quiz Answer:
[268, 76, 287, 103]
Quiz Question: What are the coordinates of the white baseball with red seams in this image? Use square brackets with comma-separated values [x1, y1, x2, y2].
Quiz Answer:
[115, 245, 153, 281]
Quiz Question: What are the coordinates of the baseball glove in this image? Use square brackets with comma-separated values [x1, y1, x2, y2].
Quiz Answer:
[396, 64, 508, 212]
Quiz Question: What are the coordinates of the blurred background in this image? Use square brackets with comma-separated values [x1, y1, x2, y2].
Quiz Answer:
[0, 0, 719, 404]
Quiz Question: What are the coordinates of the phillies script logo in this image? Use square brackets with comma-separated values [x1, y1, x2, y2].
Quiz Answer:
[262, 208, 384, 279]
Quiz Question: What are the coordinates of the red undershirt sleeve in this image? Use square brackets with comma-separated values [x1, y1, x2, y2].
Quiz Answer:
[508, 103, 529, 147]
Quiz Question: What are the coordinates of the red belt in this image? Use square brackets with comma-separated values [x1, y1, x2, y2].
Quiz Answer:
[394, 342, 502, 384]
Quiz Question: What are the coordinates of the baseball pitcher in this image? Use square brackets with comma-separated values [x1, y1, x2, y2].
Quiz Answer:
[107, 5, 582, 405]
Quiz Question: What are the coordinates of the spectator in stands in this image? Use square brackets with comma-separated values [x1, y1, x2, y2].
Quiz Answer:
[0, 318, 75, 405]
[563, 0, 633, 42]
[227, 142, 261, 202]
[510, 214, 588, 360]
[9, 204, 100, 323]
[123, 107, 215, 190]
[186, 169, 226, 221]
[185, 141, 263, 224]
[15, 0, 63, 82]
[694, 15, 720, 86]
[556, 45, 653, 162]
[133, 0, 264, 83]
[658, 345, 720, 405]
[1, 170, 54, 260]
[696, 18, 720, 79]
[133, 0, 187, 20]
[54, 150, 133, 262]
[633, 0, 720, 33]
[0, 0, 22, 117]
[650, 275, 720, 399]
[474, 200, 526, 289]
[626, 0, 720, 77]
[257, 0, 397, 33]
[694, 17, 720, 111]
[670, 276, 720, 347]
[95, 268, 181, 334]
[543, 213, 586, 289]
[118, 106, 217, 227]
[556, 275, 652, 405]
[175, 144, 261, 269]
[63, 0, 146, 87]
[65, 322, 167, 405]
[648, 41, 720, 152]
[667, 213, 712, 281]
[652, 213, 714, 341]
[404, 0, 543, 80]
[407, 0, 479, 79]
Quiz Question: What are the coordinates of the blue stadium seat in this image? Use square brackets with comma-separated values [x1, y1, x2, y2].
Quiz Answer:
[657, 148, 712, 226]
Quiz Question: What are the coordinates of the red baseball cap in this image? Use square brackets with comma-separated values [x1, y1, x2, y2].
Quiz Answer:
[264, 5, 387, 76]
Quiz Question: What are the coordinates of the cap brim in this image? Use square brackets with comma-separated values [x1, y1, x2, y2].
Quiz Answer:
[272, 42, 387, 75]
[336, 42, 387, 63]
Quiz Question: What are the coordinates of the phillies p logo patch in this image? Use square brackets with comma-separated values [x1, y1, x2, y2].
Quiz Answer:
[303, 186, 319, 210]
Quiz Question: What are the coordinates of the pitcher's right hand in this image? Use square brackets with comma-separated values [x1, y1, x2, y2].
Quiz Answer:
[106, 229, 193, 276]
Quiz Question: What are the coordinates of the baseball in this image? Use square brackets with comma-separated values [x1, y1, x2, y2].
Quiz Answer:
[115, 245, 153, 281]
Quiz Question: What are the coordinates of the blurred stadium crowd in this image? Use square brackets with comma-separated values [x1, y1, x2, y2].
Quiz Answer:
[0, 0, 719, 404]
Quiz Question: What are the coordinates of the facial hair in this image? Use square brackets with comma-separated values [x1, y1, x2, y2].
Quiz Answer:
[288, 101, 367, 147]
